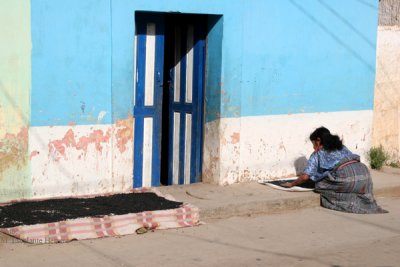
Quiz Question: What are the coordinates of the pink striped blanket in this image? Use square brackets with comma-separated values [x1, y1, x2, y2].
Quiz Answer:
[0, 189, 200, 244]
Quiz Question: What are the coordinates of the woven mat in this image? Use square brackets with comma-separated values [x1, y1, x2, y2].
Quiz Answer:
[0, 188, 200, 244]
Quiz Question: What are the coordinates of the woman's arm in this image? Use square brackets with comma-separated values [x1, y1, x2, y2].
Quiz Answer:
[281, 174, 310, 188]
[281, 151, 318, 187]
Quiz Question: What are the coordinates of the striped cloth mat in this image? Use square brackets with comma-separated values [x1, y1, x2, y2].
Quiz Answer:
[0, 189, 200, 244]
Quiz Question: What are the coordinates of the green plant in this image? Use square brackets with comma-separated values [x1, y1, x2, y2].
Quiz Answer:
[389, 161, 400, 168]
[367, 146, 388, 170]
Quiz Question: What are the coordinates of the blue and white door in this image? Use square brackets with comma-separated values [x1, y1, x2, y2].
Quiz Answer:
[133, 13, 164, 188]
[134, 13, 205, 187]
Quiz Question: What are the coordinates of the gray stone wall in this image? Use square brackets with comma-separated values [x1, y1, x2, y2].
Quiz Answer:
[379, 0, 400, 26]
[373, 1, 400, 163]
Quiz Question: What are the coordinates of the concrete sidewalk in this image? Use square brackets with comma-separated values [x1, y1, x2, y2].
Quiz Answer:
[0, 169, 399, 244]
[158, 169, 400, 221]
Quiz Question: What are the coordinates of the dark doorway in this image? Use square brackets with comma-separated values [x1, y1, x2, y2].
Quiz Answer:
[160, 14, 207, 186]
[133, 12, 207, 187]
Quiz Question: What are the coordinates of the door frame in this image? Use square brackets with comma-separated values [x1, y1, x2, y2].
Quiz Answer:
[133, 12, 208, 187]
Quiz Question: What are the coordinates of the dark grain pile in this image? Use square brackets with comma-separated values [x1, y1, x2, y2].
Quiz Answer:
[268, 179, 315, 189]
[0, 192, 182, 228]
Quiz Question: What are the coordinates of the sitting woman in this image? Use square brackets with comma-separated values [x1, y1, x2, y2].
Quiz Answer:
[282, 126, 387, 214]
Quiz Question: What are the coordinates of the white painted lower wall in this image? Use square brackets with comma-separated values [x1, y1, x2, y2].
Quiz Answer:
[203, 110, 373, 185]
[29, 121, 133, 199]
[26, 110, 372, 199]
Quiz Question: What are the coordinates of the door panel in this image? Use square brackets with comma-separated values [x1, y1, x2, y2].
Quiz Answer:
[168, 20, 205, 185]
[134, 13, 205, 187]
[133, 14, 164, 188]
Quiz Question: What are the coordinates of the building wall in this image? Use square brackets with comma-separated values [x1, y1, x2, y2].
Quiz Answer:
[0, 0, 32, 201]
[372, 29, 400, 160]
[372, 0, 400, 162]
[203, 0, 378, 184]
[379, 0, 400, 26]
[0, 0, 379, 201]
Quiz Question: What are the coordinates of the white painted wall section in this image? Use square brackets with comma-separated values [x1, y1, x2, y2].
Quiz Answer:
[203, 110, 373, 185]
[30, 123, 133, 198]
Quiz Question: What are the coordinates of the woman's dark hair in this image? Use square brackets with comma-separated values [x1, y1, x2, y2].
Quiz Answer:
[309, 126, 343, 151]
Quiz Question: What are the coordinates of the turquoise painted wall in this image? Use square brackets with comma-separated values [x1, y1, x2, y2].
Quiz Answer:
[30, 0, 379, 125]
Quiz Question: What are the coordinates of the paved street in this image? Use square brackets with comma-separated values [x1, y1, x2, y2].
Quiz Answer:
[1, 196, 399, 267]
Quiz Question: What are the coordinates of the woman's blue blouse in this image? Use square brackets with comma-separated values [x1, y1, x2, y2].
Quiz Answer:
[303, 146, 355, 182]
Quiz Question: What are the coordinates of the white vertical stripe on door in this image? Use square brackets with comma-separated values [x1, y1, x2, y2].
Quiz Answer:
[174, 25, 181, 103]
[132, 117, 135, 175]
[142, 117, 153, 187]
[144, 23, 156, 106]
[132, 28, 138, 186]
[133, 34, 137, 105]
[184, 113, 192, 184]
[173, 112, 180, 185]
[185, 25, 194, 104]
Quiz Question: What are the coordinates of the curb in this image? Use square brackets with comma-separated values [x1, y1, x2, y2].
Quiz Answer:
[381, 166, 400, 175]
[375, 185, 400, 198]
[199, 194, 320, 220]
[199, 186, 400, 221]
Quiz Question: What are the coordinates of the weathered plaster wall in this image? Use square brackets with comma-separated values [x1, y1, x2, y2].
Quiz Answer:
[29, 120, 133, 198]
[27, 0, 134, 200]
[0, 0, 379, 200]
[372, 26, 400, 161]
[203, 111, 373, 185]
[379, 0, 400, 26]
[0, 1, 32, 201]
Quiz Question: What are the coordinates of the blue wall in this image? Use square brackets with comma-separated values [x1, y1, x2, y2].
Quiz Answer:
[30, 0, 379, 125]
[240, 0, 378, 117]
[31, 0, 112, 126]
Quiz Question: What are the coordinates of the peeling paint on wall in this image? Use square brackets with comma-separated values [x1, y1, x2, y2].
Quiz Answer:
[30, 150, 40, 160]
[112, 116, 134, 192]
[115, 115, 133, 154]
[29, 123, 133, 199]
[0, 128, 28, 177]
[0, 127, 31, 201]
[48, 128, 111, 161]
[230, 132, 240, 144]
[31, 125, 112, 198]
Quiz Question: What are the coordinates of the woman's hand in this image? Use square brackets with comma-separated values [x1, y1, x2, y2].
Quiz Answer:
[280, 174, 310, 188]
[280, 182, 293, 188]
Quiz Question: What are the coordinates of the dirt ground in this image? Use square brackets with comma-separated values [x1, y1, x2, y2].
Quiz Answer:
[1, 196, 399, 267]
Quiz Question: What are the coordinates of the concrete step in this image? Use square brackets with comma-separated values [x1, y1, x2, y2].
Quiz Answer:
[158, 169, 400, 221]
